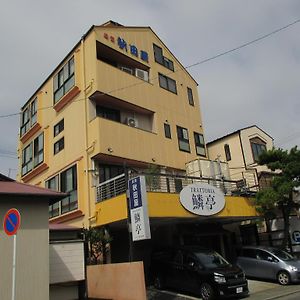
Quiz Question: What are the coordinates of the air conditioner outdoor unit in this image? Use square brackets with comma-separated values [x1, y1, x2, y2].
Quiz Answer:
[135, 69, 149, 81]
[127, 117, 138, 127]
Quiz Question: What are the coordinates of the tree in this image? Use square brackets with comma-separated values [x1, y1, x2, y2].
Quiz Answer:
[255, 146, 300, 251]
[83, 226, 113, 265]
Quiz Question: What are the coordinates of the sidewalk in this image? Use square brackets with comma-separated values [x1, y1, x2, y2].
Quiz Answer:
[247, 279, 300, 299]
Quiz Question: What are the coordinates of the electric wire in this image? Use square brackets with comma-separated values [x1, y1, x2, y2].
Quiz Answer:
[0, 17, 299, 119]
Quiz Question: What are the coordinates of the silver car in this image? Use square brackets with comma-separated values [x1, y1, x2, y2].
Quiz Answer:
[236, 246, 300, 285]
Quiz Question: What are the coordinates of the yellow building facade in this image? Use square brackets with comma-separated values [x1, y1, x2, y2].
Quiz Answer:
[17, 21, 208, 226]
[18, 22, 258, 263]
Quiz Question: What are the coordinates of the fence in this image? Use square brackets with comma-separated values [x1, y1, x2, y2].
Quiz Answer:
[96, 171, 258, 203]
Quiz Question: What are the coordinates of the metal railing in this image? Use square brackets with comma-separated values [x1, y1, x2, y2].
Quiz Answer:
[96, 174, 126, 202]
[95, 171, 259, 203]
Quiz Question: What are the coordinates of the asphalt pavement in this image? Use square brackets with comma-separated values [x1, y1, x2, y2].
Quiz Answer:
[147, 279, 300, 299]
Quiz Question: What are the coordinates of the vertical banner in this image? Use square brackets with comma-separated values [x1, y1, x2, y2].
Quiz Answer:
[128, 176, 151, 241]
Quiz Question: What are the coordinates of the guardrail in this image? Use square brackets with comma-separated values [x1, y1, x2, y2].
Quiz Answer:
[95, 172, 259, 203]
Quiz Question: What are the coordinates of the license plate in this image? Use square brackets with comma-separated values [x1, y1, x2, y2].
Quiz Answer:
[236, 287, 243, 293]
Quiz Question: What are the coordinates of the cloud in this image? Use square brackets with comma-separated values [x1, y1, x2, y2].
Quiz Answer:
[0, 0, 299, 178]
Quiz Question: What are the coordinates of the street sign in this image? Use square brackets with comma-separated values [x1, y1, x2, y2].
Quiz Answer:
[3, 208, 21, 236]
[128, 176, 151, 241]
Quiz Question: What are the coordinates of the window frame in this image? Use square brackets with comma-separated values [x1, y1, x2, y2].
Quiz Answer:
[21, 133, 44, 176]
[164, 123, 171, 139]
[20, 98, 38, 136]
[159, 73, 177, 94]
[47, 165, 78, 218]
[54, 119, 64, 137]
[224, 144, 231, 161]
[194, 132, 206, 156]
[177, 126, 190, 152]
[153, 44, 174, 71]
[187, 87, 194, 106]
[250, 138, 267, 162]
[54, 137, 64, 155]
[53, 56, 75, 104]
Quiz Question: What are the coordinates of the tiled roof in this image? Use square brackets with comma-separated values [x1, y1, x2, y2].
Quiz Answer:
[0, 173, 66, 205]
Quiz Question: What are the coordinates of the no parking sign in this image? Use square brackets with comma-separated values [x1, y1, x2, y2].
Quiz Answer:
[3, 208, 21, 300]
[3, 208, 21, 236]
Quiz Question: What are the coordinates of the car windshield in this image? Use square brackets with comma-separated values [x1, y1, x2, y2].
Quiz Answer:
[195, 251, 230, 269]
[269, 248, 294, 261]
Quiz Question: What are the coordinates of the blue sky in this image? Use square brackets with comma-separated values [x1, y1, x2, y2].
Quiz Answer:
[0, 0, 299, 178]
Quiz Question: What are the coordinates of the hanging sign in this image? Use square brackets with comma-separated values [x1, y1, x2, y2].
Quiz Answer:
[180, 183, 225, 216]
[128, 176, 151, 241]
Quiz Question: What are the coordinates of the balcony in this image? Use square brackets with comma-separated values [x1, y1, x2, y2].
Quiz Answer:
[95, 60, 154, 110]
[94, 172, 259, 226]
[89, 116, 158, 164]
[96, 172, 257, 203]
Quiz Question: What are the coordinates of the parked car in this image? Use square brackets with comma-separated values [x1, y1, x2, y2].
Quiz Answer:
[151, 246, 248, 300]
[236, 245, 300, 285]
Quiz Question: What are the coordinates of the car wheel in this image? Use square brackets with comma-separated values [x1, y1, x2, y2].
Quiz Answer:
[153, 275, 164, 289]
[200, 282, 215, 300]
[277, 271, 291, 285]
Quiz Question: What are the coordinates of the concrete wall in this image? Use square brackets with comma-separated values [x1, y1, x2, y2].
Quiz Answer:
[87, 262, 147, 300]
[0, 197, 49, 300]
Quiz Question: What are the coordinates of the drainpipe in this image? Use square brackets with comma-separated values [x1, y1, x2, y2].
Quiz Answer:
[81, 37, 92, 225]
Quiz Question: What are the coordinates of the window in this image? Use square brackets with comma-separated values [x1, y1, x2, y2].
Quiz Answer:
[159, 73, 177, 94]
[224, 144, 231, 161]
[22, 144, 33, 175]
[33, 133, 44, 166]
[187, 87, 194, 106]
[164, 123, 171, 139]
[153, 44, 174, 71]
[194, 132, 205, 156]
[21, 133, 44, 176]
[47, 165, 78, 218]
[47, 175, 59, 218]
[96, 106, 121, 122]
[177, 126, 190, 152]
[54, 137, 64, 154]
[53, 56, 75, 103]
[54, 119, 64, 137]
[20, 98, 37, 136]
[250, 138, 267, 162]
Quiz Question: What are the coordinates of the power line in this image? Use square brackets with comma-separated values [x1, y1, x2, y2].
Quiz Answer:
[0, 17, 299, 120]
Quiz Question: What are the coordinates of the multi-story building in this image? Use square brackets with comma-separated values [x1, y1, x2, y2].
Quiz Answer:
[17, 21, 258, 265]
[207, 125, 274, 192]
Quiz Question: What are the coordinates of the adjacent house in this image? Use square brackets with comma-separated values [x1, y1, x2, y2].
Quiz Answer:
[207, 125, 274, 192]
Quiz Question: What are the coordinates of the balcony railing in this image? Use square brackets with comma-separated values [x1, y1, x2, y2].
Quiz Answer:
[95, 172, 259, 203]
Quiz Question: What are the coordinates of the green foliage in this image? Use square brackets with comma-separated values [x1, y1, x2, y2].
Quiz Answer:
[255, 146, 300, 249]
[83, 226, 112, 265]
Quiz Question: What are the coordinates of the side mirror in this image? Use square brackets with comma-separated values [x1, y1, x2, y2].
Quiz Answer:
[267, 256, 275, 262]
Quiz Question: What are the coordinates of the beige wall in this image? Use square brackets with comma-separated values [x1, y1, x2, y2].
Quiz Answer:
[87, 262, 146, 300]
[207, 126, 274, 183]
[0, 197, 49, 300]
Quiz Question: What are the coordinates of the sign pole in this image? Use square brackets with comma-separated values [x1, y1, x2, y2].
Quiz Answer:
[3, 208, 21, 300]
[12, 234, 17, 300]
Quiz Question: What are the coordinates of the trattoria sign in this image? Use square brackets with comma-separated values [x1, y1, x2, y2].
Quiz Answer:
[180, 183, 225, 216]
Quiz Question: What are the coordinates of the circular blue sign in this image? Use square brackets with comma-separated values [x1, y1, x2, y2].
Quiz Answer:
[3, 208, 21, 236]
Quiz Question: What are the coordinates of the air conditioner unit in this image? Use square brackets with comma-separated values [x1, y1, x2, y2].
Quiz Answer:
[135, 69, 149, 81]
[127, 117, 138, 127]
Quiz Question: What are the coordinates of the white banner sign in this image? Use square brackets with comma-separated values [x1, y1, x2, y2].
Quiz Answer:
[128, 176, 151, 241]
[180, 183, 225, 216]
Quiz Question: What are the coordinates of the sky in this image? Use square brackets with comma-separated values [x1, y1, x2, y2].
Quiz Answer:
[0, 0, 299, 179]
